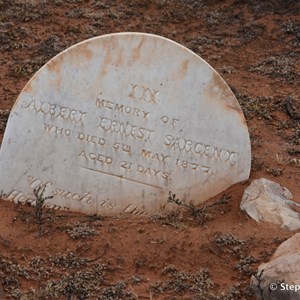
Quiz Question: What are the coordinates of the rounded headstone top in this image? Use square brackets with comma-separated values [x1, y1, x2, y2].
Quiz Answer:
[0, 32, 251, 216]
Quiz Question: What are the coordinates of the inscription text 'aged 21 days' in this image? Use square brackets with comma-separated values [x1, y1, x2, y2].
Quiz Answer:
[0, 33, 251, 216]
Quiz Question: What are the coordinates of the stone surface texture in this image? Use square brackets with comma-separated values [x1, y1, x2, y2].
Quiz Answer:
[240, 178, 300, 230]
[251, 233, 300, 300]
[0, 33, 251, 216]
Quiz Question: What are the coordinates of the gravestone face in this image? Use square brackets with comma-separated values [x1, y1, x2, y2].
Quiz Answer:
[0, 33, 251, 216]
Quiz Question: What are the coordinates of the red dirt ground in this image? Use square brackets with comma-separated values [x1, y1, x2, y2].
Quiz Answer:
[0, 0, 299, 299]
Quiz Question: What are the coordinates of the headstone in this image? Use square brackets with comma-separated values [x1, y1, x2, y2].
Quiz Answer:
[0, 33, 251, 216]
[240, 178, 300, 231]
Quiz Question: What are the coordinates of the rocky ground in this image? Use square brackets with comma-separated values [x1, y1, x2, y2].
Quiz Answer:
[0, 0, 299, 299]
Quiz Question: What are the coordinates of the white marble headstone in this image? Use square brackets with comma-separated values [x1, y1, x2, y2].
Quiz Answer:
[0, 33, 251, 216]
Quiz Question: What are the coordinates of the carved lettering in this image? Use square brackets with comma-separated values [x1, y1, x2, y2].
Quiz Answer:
[98, 115, 154, 142]
[120, 161, 133, 170]
[160, 115, 180, 126]
[44, 123, 72, 136]
[137, 164, 170, 180]
[77, 132, 105, 146]
[141, 149, 170, 162]
[99, 199, 116, 209]
[29, 178, 42, 189]
[24, 99, 86, 124]
[201, 166, 211, 174]
[113, 142, 131, 153]
[28, 177, 93, 204]
[201, 166, 215, 185]
[175, 158, 189, 169]
[128, 83, 159, 104]
[95, 98, 150, 119]
[44, 203, 61, 210]
[7, 190, 32, 204]
[191, 163, 199, 170]
[53, 189, 92, 203]
[175, 159, 213, 176]
[164, 134, 238, 166]
[78, 150, 113, 165]
[123, 204, 148, 216]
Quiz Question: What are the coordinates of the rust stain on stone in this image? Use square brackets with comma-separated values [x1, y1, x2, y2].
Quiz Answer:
[46, 54, 64, 90]
[205, 71, 247, 126]
[101, 49, 112, 76]
[179, 59, 189, 79]
[80, 44, 93, 61]
[47, 53, 63, 74]
[115, 47, 124, 66]
[99, 37, 116, 76]
[132, 38, 144, 61]
[23, 83, 33, 94]
[68, 43, 93, 69]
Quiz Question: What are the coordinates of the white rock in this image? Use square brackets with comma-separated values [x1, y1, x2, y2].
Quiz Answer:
[251, 233, 300, 300]
[240, 178, 300, 231]
[0, 33, 251, 216]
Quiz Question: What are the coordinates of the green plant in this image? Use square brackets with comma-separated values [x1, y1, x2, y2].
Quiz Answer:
[33, 185, 53, 237]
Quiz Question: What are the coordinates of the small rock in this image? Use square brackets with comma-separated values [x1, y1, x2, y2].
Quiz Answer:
[251, 233, 300, 300]
[240, 178, 300, 231]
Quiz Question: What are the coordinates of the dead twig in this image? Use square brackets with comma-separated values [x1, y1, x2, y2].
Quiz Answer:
[86, 244, 109, 263]
[168, 192, 231, 215]
[207, 247, 231, 266]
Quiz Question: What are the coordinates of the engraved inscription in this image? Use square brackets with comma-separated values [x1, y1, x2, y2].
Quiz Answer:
[44, 124, 106, 147]
[24, 99, 86, 124]
[160, 115, 180, 127]
[123, 204, 148, 216]
[141, 149, 170, 162]
[98, 115, 154, 142]
[128, 83, 159, 104]
[78, 150, 113, 165]
[44, 123, 72, 136]
[29, 177, 93, 204]
[120, 161, 133, 170]
[7, 189, 65, 210]
[120, 161, 170, 181]
[6, 190, 35, 205]
[77, 132, 106, 146]
[175, 158, 199, 171]
[175, 158, 213, 176]
[113, 142, 131, 154]
[164, 134, 238, 166]
[28, 86, 236, 208]
[95, 98, 150, 119]
[136, 164, 170, 180]
[99, 199, 116, 209]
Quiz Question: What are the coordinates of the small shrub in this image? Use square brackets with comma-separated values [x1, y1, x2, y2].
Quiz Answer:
[33, 185, 53, 237]
[66, 223, 99, 239]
